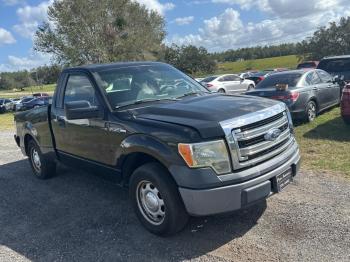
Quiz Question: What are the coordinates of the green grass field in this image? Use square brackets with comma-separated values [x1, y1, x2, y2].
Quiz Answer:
[216, 55, 300, 74]
[0, 84, 56, 99]
[0, 107, 349, 176]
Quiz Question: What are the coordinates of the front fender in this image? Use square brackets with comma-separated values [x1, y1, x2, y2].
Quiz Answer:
[116, 134, 183, 170]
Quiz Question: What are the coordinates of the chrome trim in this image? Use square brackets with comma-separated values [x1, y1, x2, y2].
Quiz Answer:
[219, 102, 294, 170]
[235, 114, 288, 141]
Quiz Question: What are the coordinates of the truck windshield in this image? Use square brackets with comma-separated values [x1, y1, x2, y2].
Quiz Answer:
[94, 64, 209, 109]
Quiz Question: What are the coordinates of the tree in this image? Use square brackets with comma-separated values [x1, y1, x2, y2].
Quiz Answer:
[164, 45, 217, 75]
[297, 17, 350, 60]
[34, 0, 166, 65]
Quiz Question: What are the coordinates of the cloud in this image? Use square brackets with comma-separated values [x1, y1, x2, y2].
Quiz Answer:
[0, 28, 16, 45]
[134, 0, 175, 15]
[174, 16, 194, 25]
[12, 1, 52, 39]
[168, 3, 350, 51]
[0, 52, 51, 72]
[1, 0, 25, 5]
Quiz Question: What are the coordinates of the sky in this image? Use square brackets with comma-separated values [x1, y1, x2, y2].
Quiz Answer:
[0, 0, 350, 72]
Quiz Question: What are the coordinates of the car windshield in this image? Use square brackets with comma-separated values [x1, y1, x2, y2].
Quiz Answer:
[318, 58, 350, 72]
[297, 62, 315, 69]
[256, 73, 303, 89]
[94, 64, 209, 109]
[200, 76, 217, 83]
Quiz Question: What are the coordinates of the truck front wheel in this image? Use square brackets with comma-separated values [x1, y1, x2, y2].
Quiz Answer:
[129, 162, 189, 236]
[28, 140, 56, 179]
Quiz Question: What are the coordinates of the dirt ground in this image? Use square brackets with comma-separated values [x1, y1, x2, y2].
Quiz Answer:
[0, 131, 349, 262]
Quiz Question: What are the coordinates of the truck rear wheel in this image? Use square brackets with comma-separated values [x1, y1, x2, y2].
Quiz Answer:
[28, 140, 56, 179]
[129, 162, 189, 236]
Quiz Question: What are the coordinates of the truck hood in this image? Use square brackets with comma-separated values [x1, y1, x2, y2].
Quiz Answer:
[127, 93, 280, 138]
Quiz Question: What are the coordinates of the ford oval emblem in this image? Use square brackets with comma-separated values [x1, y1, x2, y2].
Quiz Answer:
[264, 128, 281, 141]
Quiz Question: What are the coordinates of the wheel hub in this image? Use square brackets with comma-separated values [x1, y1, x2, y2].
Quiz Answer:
[32, 149, 41, 171]
[145, 192, 159, 211]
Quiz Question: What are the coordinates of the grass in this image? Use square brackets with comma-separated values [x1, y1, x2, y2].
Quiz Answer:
[0, 106, 349, 176]
[0, 84, 56, 99]
[294, 107, 350, 176]
[0, 112, 15, 131]
[216, 55, 300, 74]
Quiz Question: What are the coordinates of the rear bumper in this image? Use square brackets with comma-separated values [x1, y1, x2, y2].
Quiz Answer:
[179, 144, 300, 216]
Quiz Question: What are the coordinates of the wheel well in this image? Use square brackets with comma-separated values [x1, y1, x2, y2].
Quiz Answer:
[121, 152, 167, 186]
[24, 134, 34, 155]
[309, 98, 318, 112]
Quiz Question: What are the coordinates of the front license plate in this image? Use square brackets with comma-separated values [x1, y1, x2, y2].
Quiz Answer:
[275, 169, 293, 192]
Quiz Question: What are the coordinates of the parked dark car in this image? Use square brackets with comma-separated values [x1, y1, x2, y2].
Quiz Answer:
[317, 55, 350, 87]
[297, 61, 319, 69]
[14, 96, 34, 111]
[20, 96, 51, 111]
[14, 62, 300, 236]
[33, 92, 49, 98]
[341, 83, 350, 125]
[246, 69, 341, 122]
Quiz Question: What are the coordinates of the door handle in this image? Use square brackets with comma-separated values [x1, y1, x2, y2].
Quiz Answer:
[56, 116, 66, 127]
[312, 87, 318, 91]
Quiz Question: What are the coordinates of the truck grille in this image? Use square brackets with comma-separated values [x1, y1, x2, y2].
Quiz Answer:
[220, 103, 295, 171]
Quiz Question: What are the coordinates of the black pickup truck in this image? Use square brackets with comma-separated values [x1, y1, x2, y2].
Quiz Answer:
[14, 62, 300, 236]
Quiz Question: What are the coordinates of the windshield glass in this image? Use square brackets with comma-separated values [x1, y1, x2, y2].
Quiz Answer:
[94, 64, 209, 109]
[318, 58, 350, 72]
[256, 73, 302, 89]
[201, 76, 217, 83]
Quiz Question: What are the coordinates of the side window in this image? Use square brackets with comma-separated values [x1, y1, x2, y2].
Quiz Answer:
[317, 70, 332, 83]
[305, 72, 321, 85]
[218, 77, 225, 82]
[64, 75, 99, 106]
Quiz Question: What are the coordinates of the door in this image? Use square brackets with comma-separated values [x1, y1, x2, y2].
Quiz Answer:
[51, 73, 122, 166]
[317, 70, 340, 105]
[305, 71, 328, 110]
[223, 75, 246, 94]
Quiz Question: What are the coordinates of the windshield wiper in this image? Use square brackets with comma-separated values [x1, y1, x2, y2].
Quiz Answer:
[175, 91, 210, 99]
[115, 98, 179, 109]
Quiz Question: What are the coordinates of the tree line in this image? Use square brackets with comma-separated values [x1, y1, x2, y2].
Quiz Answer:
[1, 0, 350, 91]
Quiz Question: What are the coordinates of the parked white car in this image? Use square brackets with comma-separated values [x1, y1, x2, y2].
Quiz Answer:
[200, 74, 255, 94]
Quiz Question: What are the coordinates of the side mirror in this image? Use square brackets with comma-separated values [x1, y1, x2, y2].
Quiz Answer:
[65, 100, 101, 120]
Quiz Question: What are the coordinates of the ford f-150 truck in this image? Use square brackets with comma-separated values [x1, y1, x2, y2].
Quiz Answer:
[14, 62, 300, 236]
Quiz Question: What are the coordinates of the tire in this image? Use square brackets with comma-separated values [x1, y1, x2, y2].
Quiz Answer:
[218, 88, 225, 93]
[129, 162, 189, 236]
[248, 84, 255, 91]
[28, 140, 56, 179]
[305, 101, 317, 122]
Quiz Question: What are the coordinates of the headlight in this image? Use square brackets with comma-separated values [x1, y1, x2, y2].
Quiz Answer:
[178, 140, 231, 175]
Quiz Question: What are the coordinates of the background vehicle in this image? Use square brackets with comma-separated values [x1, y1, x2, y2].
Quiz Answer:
[200, 74, 255, 93]
[33, 92, 49, 98]
[246, 69, 341, 122]
[14, 96, 34, 111]
[0, 98, 12, 113]
[239, 71, 258, 79]
[20, 96, 51, 111]
[341, 83, 350, 124]
[14, 62, 300, 236]
[317, 55, 350, 87]
[297, 61, 319, 69]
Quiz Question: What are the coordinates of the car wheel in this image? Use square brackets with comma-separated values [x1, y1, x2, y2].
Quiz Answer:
[129, 162, 189, 236]
[248, 84, 255, 91]
[34, 105, 40, 108]
[218, 88, 225, 93]
[28, 140, 56, 179]
[305, 101, 317, 122]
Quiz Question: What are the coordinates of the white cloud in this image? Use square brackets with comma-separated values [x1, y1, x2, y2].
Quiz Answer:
[168, 2, 350, 51]
[134, 0, 175, 15]
[13, 1, 52, 39]
[174, 16, 194, 25]
[0, 52, 51, 72]
[1, 0, 25, 5]
[0, 28, 16, 45]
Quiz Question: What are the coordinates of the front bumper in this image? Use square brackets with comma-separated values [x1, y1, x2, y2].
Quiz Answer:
[179, 144, 300, 216]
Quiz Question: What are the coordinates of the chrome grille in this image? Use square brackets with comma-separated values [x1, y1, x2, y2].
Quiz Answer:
[220, 103, 295, 170]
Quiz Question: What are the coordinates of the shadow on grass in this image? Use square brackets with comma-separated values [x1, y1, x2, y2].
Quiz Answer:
[0, 159, 266, 262]
[303, 116, 350, 142]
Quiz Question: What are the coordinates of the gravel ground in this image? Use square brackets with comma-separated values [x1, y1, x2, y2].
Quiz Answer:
[0, 130, 349, 262]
